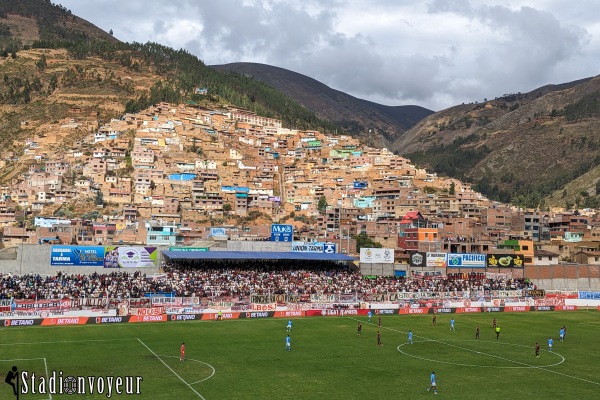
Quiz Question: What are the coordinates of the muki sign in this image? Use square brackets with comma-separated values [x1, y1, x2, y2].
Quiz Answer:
[271, 224, 293, 242]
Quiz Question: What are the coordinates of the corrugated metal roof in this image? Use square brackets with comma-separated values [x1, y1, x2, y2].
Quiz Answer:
[162, 250, 356, 261]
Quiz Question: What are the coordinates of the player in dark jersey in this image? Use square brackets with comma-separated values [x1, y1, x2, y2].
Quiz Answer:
[357, 322, 362, 336]
[377, 330, 383, 346]
[476, 326, 480, 339]
[432, 314, 437, 325]
[535, 342, 540, 357]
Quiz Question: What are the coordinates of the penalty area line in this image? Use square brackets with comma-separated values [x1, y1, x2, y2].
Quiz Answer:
[137, 338, 205, 399]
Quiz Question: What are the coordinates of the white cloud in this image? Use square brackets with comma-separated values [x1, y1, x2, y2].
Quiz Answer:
[57, 0, 599, 111]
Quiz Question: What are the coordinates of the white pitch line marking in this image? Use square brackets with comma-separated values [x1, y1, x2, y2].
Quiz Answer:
[157, 355, 216, 385]
[348, 317, 600, 387]
[137, 338, 205, 399]
[0, 338, 135, 346]
[44, 357, 53, 400]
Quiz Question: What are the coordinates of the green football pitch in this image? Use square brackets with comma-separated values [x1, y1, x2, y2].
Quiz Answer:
[0, 311, 598, 399]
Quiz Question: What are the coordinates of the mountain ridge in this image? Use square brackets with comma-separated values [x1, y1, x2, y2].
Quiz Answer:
[212, 62, 434, 146]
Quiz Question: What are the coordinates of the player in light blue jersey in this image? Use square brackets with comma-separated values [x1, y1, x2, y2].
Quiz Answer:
[559, 327, 564, 342]
[408, 330, 413, 344]
[427, 371, 437, 394]
[450, 318, 455, 331]
[287, 319, 292, 332]
[368, 310, 372, 322]
[285, 334, 291, 351]
[547, 337, 553, 352]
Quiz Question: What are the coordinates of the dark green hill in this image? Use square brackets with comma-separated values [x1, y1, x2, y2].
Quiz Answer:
[396, 75, 600, 208]
[212, 62, 433, 145]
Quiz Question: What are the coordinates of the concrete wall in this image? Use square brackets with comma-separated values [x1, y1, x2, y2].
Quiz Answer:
[359, 263, 395, 276]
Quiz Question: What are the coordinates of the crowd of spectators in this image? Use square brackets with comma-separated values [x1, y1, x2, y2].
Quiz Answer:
[0, 260, 535, 301]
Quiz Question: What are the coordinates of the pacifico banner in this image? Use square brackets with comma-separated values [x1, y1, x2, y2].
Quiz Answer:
[51, 245, 158, 268]
[447, 253, 487, 268]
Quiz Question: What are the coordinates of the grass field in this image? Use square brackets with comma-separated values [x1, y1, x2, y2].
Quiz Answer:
[0, 311, 599, 399]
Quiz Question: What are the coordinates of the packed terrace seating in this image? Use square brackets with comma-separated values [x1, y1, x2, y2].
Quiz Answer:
[0, 260, 534, 300]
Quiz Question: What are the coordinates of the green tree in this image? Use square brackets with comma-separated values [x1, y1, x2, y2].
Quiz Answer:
[223, 203, 232, 212]
[354, 232, 382, 251]
[95, 191, 104, 206]
[317, 196, 328, 213]
[449, 182, 455, 195]
[36, 54, 47, 70]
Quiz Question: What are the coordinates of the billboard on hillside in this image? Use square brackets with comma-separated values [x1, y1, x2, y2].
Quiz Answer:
[271, 224, 293, 242]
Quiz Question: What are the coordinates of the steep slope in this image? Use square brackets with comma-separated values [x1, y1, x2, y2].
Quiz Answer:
[396, 76, 600, 207]
[212, 62, 433, 145]
[0, 0, 118, 45]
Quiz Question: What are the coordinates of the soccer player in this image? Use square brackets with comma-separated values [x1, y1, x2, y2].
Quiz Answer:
[547, 337, 553, 352]
[357, 322, 362, 336]
[378, 315, 382, 327]
[476, 326, 480, 339]
[377, 330, 383, 346]
[559, 327, 565, 342]
[180, 342, 185, 361]
[368, 310, 372, 323]
[217, 310, 222, 321]
[287, 319, 293, 332]
[493, 318, 497, 329]
[450, 318, 455, 331]
[285, 335, 291, 351]
[562, 325, 567, 340]
[495, 326, 500, 340]
[432, 314, 437, 326]
[535, 342, 540, 357]
[408, 330, 413, 344]
[427, 371, 437, 394]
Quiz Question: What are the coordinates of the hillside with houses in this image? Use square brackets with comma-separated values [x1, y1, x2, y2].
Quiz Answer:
[2, 101, 600, 265]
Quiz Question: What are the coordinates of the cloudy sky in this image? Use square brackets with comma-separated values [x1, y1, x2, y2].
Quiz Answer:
[56, 0, 600, 111]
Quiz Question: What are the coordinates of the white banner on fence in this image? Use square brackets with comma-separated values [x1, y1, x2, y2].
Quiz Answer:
[360, 248, 394, 263]
[426, 252, 447, 267]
